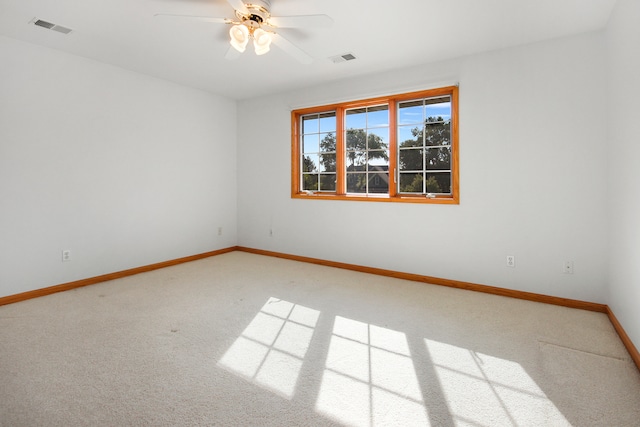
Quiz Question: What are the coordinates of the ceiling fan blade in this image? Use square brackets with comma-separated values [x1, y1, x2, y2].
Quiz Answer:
[225, 46, 242, 61]
[268, 14, 333, 28]
[153, 14, 230, 24]
[226, 0, 249, 15]
[271, 33, 313, 64]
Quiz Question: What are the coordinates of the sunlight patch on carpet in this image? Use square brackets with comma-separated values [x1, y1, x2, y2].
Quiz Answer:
[315, 317, 429, 426]
[217, 297, 319, 398]
[425, 339, 570, 426]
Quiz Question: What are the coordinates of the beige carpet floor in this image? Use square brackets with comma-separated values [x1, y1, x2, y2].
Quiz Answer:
[1, 251, 639, 426]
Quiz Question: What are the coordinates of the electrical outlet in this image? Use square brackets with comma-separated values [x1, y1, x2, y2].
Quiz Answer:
[563, 261, 574, 274]
[269, 228, 273, 237]
[62, 249, 71, 262]
[218, 227, 222, 236]
[506, 255, 515, 267]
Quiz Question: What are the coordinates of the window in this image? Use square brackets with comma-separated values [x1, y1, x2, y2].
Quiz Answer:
[300, 112, 337, 192]
[292, 86, 458, 204]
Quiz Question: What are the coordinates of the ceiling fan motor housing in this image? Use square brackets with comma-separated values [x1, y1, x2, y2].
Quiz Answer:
[237, 1, 272, 25]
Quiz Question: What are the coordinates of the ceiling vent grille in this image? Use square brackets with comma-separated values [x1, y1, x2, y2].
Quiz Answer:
[32, 18, 73, 34]
[330, 53, 357, 64]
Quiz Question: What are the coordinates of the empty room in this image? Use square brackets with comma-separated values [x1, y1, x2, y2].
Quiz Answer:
[1, 0, 640, 425]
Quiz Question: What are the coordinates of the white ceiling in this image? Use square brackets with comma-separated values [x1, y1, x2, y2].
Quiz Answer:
[0, 0, 617, 100]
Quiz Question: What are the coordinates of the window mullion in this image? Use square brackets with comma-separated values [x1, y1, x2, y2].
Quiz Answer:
[336, 107, 345, 195]
[451, 88, 459, 200]
[388, 99, 397, 198]
[291, 111, 301, 195]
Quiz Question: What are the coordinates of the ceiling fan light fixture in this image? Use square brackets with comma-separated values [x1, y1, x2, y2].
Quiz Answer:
[253, 28, 272, 55]
[229, 24, 249, 52]
[157, 0, 331, 62]
[254, 42, 270, 55]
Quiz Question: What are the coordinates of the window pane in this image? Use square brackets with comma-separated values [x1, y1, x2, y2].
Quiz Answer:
[427, 147, 451, 170]
[346, 151, 366, 169]
[346, 173, 366, 193]
[368, 128, 389, 147]
[399, 173, 423, 193]
[368, 173, 389, 193]
[398, 100, 423, 125]
[346, 129, 365, 150]
[319, 112, 336, 133]
[346, 108, 366, 129]
[303, 174, 318, 191]
[344, 106, 391, 195]
[303, 154, 318, 172]
[368, 150, 389, 167]
[320, 153, 336, 172]
[398, 126, 421, 147]
[319, 133, 336, 152]
[367, 105, 389, 128]
[424, 122, 451, 146]
[425, 96, 451, 121]
[399, 148, 423, 171]
[426, 173, 451, 194]
[302, 115, 319, 134]
[396, 94, 453, 195]
[319, 174, 336, 191]
[303, 134, 319, 153]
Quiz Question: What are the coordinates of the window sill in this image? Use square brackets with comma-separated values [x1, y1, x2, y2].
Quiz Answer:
[292, 192, 459, 204]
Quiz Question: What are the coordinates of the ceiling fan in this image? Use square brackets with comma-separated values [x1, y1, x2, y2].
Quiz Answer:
[155, 0, 333, 64]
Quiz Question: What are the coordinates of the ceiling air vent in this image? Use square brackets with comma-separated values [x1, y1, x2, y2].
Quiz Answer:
[32, 18, 73, 35]
[329, 53, 357, 64]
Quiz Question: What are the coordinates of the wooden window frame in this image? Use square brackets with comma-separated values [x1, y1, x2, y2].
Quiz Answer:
[291, 86, 459, 204]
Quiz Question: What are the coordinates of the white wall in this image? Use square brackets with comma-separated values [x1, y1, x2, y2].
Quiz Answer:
[237, 32, 609, 303]
[0, 36, 237, 298]
[606, 0, 640, 351]
[1, 18, 634, 349]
